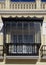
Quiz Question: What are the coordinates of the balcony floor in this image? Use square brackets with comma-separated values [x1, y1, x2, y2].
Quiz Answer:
[6, 56, 39, 59]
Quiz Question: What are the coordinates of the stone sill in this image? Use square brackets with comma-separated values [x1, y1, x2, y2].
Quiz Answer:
[6, 56, 39, 59]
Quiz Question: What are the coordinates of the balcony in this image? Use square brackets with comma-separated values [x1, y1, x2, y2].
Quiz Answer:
[2, 17, 42, 59]
[5, 43, 41, 59]
[0, 0, 46, 10]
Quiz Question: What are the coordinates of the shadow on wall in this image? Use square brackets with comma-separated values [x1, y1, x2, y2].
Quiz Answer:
[5, 59, 38, 64]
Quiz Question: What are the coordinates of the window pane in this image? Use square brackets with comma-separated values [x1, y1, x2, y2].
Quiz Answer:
[24, 35, 34, 43]
[24, 35, 28, 43]
[12, 22, 16, 29]
[23, 22, 28, 30]
[29, 35, 34, 43]
[18, 35, 23, 43]
[13, 35, 17, 43]
[5, 22, 41, 44]
[17, 22, 22, 29]
[30, 22, 34, 28]
[34, 22, 41, 43]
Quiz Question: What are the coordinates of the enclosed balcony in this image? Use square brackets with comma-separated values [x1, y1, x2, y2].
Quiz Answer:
[2, 17, 43, 59]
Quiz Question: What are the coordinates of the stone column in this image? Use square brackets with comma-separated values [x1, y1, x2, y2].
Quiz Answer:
[36, 0, 41, 9]
[42, 17, 46, 45]
[0, 17, 3, 45]
[0, 16, 3, 58]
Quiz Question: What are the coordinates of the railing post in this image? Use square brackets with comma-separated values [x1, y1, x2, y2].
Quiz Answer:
[5, 0, 10, 9]
[36, 0, 41, 9]
[39, 45, 42, 61]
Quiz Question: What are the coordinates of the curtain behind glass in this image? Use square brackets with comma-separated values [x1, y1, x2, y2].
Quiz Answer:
[5, 22, 41, 43]
[34, 22, 41, 43]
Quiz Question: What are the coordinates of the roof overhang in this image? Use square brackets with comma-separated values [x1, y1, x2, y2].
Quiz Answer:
[2, 17, 44, 22]
[0, 10, 46, 15]
[2, 17, 44, 25]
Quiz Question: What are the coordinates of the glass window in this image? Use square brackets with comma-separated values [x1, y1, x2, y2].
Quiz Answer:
[30, 22, 34, 28]
[34, 22, 41, 43]
[17, 22, 22, 29]
[24, 35, 28, 43]
[35, 22, 41, 31]
[29, 35, 34, 43]
[13, 35, 17, 43]
[5, 22, 41, 44]
[18, 35, 23, 43]
[24, 35, 34, 43]
[12, 22, 16, 29]
[23, 22, 28, 30]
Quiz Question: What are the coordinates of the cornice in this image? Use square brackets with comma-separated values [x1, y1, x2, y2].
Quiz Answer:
[0, 9, 46, 15]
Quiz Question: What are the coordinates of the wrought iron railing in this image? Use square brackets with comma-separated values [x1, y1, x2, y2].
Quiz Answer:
[5, 43, 41, 56]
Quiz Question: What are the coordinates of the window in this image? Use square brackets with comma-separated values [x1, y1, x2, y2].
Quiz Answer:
[12, 22, 16, 29]
[30, 22, 34, 28]
[29, 35, 34, 43]
[23, 22, 28, 30]
[18, 35, 23, 43]
[34, 22, 41, 43]
[5, 22, 41, 43]
[17, 22, 22, 29]
[24, 35, 34, 43]
[13, 35, 17, 43]
[24, 35, 28, 43]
